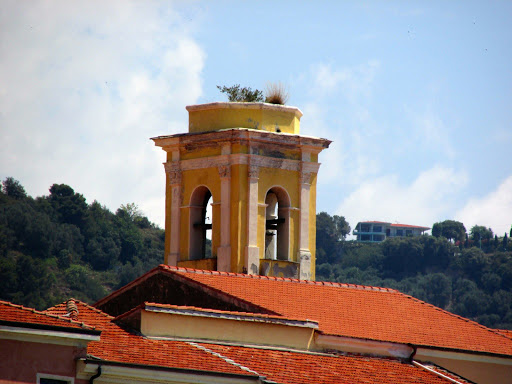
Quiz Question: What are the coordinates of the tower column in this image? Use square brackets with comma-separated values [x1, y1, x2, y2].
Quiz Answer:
[245, 163, 260, 275]
[164, 161, 181, 266]
[217, 164, 231, 272]
[298, 167, 312, 280]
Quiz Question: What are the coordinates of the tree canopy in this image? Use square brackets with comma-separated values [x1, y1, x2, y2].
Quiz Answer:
[1, 177, 26, 199]
[217, 84, 264, 102]
[0, 177, 164, 310]
[470, 225, 494, 242]
[432, 220, 466, 243]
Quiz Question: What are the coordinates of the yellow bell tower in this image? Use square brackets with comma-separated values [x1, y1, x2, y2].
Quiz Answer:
[152, 102, 330, 280]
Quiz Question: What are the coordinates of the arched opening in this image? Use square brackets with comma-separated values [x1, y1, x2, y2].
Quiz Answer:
[264, 187, 290, 261]
[189, 186, 213, 260]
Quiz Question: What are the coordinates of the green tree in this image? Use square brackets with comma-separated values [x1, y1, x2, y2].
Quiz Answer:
[116, 208, 143, 263]
[316, 212, 350, 264]
[432, 220, 466, 243]
[65, 264, 106, 301]
[49, 184, 88, 229]
[0, 256, 17, 300]
[422, 273, 452, 308]
[470, 225, 493, 242]
[421, 235, 454, 270]
[118, 203, 142, 221]
[119, 202, 151, 229]
[2, 177, 26, 199]
[382, 237, 424, 277]
[217, 84, 264, 102]
[454, 247, 488, 280]
[13, 254, 52, 309]
[481, 272, 502, 293]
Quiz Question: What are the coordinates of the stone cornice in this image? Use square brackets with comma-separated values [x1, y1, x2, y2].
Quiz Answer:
[185, 101, 303, 118]
[152, 128, 331, 150]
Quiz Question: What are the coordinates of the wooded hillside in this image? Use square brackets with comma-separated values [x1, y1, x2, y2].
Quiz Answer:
[0, 177, 164, 309]
[316, 212, 512, 330]
[1, 177, 511, 330]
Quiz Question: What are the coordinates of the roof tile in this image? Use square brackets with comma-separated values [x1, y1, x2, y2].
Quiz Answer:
[199, 343, 471, 384]
[157, 265, 512, 356]
[0, 300, 95, 330]
[45, 300, 254, 376]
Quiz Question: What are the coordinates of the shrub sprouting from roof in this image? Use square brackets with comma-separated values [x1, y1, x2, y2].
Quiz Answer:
[265, 82, 289, 105]
[217, 84, 264, 102]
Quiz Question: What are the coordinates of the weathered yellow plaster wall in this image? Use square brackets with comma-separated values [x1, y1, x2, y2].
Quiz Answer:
[180, 144, 222, 161]
[260, 259, 300, 278]
[416, 354, 512, 384]
[164, 179, 172, 265]
[187, 103, 302, 134]
[309, 172, 318, 280]
[154, 102, 331, 278]
[230, 164, 247, 273]
[141, 311, 315, 350]
[178, 258, 217, 271]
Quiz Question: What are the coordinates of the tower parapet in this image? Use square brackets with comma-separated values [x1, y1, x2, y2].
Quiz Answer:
[152, 102, 330, 280]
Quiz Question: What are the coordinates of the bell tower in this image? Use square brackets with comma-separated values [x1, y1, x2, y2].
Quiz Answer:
[152, 102, 330, 280]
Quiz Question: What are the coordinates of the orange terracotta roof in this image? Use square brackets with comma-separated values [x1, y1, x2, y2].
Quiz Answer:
[390, 223, 430, 229]
[198, 343, 470, 384]
[45, 300, 255, 376]
[151, 265, 512, 356]
[496, 329, 512, 339]
[0, 300, 95, 331]
[44, 299, 470, 383]
[359, 221, 429, 229]
[360, 221, 391, 224]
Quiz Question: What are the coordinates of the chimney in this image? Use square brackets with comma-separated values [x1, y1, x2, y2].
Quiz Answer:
[66, 299, 79, 321]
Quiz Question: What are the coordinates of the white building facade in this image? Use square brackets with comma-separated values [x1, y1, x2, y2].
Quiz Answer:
[353, 221, 430, 242]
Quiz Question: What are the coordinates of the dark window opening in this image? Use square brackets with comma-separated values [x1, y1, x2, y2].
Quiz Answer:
[40, 379, 70, 384]
[190, 187, 213, 260]
[264, 188, 290, 261]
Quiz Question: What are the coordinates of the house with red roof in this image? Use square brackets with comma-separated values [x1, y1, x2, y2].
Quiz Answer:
[353, 221, 431, 242]
[1, 102, 510, 383]
[0, 300, 100, 384]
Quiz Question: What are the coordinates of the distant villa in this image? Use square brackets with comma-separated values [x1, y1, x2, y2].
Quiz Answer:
[353, 221, 430, 242]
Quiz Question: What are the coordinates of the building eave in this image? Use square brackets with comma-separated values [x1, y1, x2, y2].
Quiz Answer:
[0, 321, 101, 347]
[77, 358, 264, 384]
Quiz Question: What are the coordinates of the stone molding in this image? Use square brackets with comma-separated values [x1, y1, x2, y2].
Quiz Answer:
[172, 154, 321, 174]
[152, 127, 331, 151]
[217, 164, 231, 178]
[185, 101, 303, 119]
[163, 162, 181, 185]
[248, 164, 259, 179]
[300, 171, 312, 185]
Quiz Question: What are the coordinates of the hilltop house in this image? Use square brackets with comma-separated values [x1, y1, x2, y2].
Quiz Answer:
[353, 221, 430, 242]
[1, 102, 510, 384]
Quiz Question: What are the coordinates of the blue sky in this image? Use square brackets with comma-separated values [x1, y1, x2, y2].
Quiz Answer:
[1, 1, 511, 236]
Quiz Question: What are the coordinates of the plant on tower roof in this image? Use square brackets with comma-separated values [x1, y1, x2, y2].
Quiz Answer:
[264, 81, 289, 105]
[217, 84, 264, 102]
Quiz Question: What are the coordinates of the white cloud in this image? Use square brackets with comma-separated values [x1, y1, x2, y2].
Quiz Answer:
[337, 166, 468, 234]
[312, 60, 380, 102]
[403, 105, 456, 159]
[455, 175, 512, 236]
[300, 61, 383, 188]
[0, 1, 205, 227]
